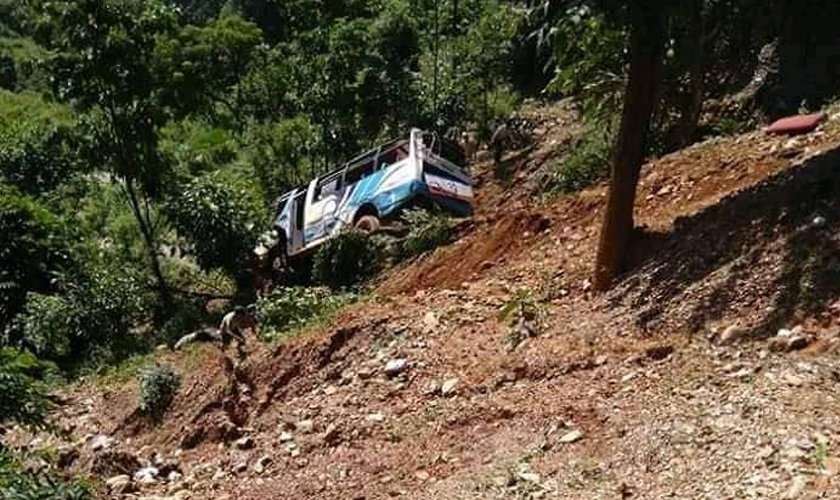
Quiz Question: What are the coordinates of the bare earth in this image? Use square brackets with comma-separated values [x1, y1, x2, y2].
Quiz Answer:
[9, 102, 840, 500]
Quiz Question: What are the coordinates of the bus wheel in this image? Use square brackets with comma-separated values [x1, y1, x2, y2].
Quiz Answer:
[355, 215, 381, 233]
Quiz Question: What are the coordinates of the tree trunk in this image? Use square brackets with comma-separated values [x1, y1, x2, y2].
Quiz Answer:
[593, 1, 667, 291]
[124, 179, 171, 305]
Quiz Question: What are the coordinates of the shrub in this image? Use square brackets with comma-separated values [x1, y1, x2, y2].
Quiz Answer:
[138, 364, 180, 419]
[393, 208, 453, 261]
[164, 171, 266, 292]
[0, 347, 50, 429]
[544, 124, 613, 194]
[312, 229, 384, 289]
[255, 287, 356, 342]
[0, 447, 92, 500]
[13, 294, 73, 360]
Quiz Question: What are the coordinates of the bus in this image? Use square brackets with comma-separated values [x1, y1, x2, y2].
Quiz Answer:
[264, 128, 475, 260]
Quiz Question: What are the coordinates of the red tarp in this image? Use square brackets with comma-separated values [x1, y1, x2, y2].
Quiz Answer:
[766, 112, 827, 135]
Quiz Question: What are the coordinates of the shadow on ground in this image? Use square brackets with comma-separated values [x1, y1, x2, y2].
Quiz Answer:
[612, 145, 840, 338]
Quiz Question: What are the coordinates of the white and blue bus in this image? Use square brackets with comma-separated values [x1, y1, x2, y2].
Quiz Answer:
[269, 128, 475, 259]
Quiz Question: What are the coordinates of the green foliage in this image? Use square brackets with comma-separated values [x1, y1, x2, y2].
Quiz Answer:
[164, 171, 265, 283]
[0, 347, 50, 429]
[0, 447, 92, 500]
[0, 122, 82, 195]
[0, 90, 72, 132]
[312, 229, 384, 289]
[545, 121, 613, 193]
[255, 286, 355, 342]
[138, 364, 180, 419]
[161, 120, 238, 179]
[242, 116, 321, 201]
[155, 15, 263, 125]
[0, 183, 68, 327]
[13, 294, 74, 359]
[393, 208, 453, 261]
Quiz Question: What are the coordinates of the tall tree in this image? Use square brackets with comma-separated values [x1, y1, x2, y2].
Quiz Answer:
[38, 0, 178, 302]
[593, 0, 667, 290]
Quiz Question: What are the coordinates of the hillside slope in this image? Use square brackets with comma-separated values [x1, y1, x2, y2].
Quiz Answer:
[12, 103, 840, 500]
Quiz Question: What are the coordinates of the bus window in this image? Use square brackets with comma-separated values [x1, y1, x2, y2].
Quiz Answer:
[315, 174, 343, 201]
[345, 160, 375, 185]
[377, 141, 410, 169]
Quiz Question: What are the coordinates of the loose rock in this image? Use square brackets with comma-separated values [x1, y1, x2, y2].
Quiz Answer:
[440, 378, 460, 396]
[559, 430, 583, 444]
[234, 436, 254, 450]
[384, 359, 407, 377]
[719, 324, 749, 345]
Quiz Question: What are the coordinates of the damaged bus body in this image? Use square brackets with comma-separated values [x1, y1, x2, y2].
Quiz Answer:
[269, 128, 474, 260]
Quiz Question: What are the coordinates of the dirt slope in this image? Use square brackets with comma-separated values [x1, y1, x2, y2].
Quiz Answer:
[11, 103, 840, 500]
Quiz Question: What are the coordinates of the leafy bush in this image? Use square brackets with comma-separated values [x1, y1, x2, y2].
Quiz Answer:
[545, 124, 613, 194]
[0, 122, 81, 195]
[0, 183, 68, 327]
[255, 287, 355, 342]
[312, 229, 384, 289]
[164, 171, 266, 289]
[393, 208, 453, 261]
[138, 364, 180, 419]
[9, 264, 153, 369]
[0, 348, 50, 429]
[13, 294, 73, 359]
[0, 447, 92, 500]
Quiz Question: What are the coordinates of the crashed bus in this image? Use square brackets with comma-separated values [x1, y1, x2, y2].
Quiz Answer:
[261, 128, 475, 261]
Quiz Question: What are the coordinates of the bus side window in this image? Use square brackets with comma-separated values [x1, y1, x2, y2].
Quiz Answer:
[345, 161, 375, 185]
[315, 175, 342, 201]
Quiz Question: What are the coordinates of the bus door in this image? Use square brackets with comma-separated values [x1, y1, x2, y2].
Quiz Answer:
[288, 190, 307, 253]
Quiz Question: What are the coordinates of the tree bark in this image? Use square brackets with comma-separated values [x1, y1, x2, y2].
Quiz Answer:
[593, 1, 667, 291]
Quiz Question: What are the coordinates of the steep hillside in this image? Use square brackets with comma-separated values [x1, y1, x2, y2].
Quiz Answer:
[11, 104, 840, 500]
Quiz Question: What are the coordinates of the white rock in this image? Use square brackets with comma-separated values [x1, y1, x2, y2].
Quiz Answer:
[254, 455, 272, 474]
[234, 436, 254, 449]
[559, 430, 583, 444]
[167, 471, 183, 482]
[423, 312, 440, 329]
[440, 378, 459, 396]
[719, 324, 748, 345]
[90, 435, 114, 452]
[134, 466, 159, 484]
[367, 413, 386, 423]
[777, 328, 793, 338]
[232, 461, 248, 474]
[517, 472, 542, 484]
[384, 359, 407, 377]
[279, 432, 294, 443]
[296, 419, 314, 433]
[105, 474, 131, 488]
[812, 216, 827, 228]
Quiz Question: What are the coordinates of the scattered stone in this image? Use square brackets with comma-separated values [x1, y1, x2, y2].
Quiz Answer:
[167, 471, 183, 482]
[357, 368, 375, 380]
[812, 215, 827, 228]
[234, 436, 254, 450]
[90, 435, 114, 452]
[367, 413, 386, 423]
[324, 385, 338, 396]
[279, 432, 294, 443]
[719, 324, 749, 345]
[134, 466, 159, 484]
[384, 359, 407, 377]
[415, 470, 430, 481]
[559, 430, 583, 444]
[423, 312, 440, 329]
[254, 455, 272, 474]
[232, 462, 248, 474]
[296, 419, 314, 434]
[106, 474, 132, 489]
[425, 380, 440, 396]
[777, 328, 793, 338]
[517, 471, 542, 484]
[440, 378, 460, 396]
